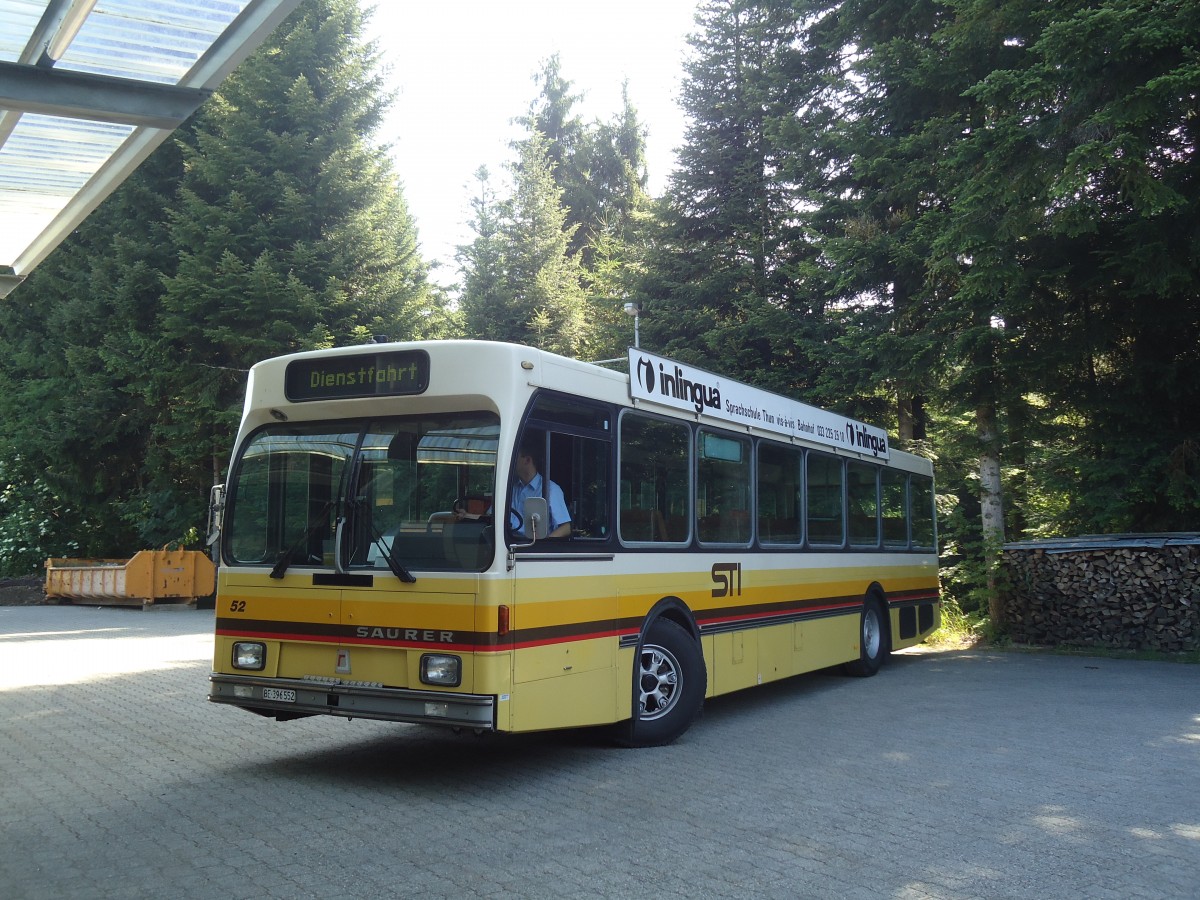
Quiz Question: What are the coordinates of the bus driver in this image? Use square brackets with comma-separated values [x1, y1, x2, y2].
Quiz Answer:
[510, 439, 571, 539]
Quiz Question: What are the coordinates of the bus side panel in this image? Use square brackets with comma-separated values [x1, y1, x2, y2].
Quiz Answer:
[889, 600, 942, 651]
[503, 563, 618, 732]
[513, 637, 616, 684]
[757, 621, 796, 682]
[507, 650, 621, 733]
[509, 566, 617, 684]
[797, 614, 863, 672]
[712, 630, 759, 694]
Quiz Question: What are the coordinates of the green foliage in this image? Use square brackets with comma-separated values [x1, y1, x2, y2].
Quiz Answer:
[0, 455, 85, 577]
[459, 57, 651, 357]
[646, 0, 1200, 617]
[1, 0, 1196, 612]
[0, 0, 436, 555]
[642, 0, 833, 399]
[927, 595, 986, 648]
[519, 56, 650, 265]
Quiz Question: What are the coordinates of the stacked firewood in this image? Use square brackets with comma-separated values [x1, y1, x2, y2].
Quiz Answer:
[1001, 538, 1200, 651]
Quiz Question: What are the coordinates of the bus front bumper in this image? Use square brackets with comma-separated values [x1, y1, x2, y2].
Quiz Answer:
[209, 673, 496, 729]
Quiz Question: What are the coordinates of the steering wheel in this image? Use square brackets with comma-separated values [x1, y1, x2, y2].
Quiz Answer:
[508, 507, 524, 533]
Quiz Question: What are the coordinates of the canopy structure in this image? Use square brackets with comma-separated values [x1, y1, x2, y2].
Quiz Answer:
[0, 0, 303, 298]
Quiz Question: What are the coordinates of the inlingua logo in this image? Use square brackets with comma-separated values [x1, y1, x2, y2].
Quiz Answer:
[636, 356, 656, 395]
[658, 362, 721, 414]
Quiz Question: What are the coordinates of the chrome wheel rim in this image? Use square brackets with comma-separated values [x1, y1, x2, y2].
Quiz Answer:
[863, 606, 881, 659]
[638, 642, 682, 720]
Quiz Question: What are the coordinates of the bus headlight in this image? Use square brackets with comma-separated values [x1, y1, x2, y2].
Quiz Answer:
[232, 641, 266, 670]
[420, 654, 461, 687]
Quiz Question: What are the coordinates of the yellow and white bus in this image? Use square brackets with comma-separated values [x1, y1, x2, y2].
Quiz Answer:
[209, 340, 939, 746]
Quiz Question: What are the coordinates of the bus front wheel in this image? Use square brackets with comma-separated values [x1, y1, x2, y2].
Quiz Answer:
[627, 618, 705, 747]
[843, 595, 888, 677]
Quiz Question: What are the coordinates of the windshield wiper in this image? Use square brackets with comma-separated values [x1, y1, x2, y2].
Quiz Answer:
[270, 501, 334, 579]
[366, 516, 416, 583]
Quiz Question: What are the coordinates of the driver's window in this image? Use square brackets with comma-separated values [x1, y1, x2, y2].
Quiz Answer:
[515, 393, 612, 542]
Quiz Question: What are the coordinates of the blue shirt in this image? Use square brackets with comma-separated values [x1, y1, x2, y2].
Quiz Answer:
[510, 472, 570, 536]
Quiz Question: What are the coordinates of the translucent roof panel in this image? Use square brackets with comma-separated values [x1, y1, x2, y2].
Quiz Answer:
[0, 1, 47, 62]
[0, 0, 302, 298]
[56, 0, 252, 84]
[0, 114, 134, 261]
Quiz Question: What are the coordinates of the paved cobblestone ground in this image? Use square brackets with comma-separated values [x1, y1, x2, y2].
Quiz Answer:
[1, 604, 1198, 899]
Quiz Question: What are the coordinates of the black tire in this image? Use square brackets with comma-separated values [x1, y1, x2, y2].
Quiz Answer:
[842, 595, 888, 677]
[627, 617, 706, 747]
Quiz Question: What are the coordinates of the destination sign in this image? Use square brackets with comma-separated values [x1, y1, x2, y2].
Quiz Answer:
[285, 350, 430, 401]
[628, 349, 890, 459]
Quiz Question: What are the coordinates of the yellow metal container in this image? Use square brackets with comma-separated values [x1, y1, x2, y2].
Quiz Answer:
[44, 548, 215, 607]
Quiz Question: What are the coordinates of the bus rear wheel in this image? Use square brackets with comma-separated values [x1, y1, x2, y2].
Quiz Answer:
[843, 595, 888, 677]
[627, 618, 705, 747]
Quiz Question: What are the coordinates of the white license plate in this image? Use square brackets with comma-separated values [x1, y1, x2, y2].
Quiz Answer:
[262, 688, 296, 703]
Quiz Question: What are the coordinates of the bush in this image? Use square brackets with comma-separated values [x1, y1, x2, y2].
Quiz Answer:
[0, 456, 85, 576]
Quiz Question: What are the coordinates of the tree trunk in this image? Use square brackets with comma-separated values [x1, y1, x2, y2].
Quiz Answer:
[897, 394, 927, 443]
[978, 399, 1006, 627]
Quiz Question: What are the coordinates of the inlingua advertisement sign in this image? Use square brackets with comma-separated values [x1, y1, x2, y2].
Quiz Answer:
[628, 349, 890, 459]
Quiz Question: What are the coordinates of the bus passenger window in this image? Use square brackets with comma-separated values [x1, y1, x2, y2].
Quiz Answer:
[758, 443, 802, 545]
[619, 413, 690, 544]
[911, 475, 936, 550]
[882, 469, 908, 547]
[847, 461, 880, 548]
[548, 431, 609, 539]
[697, 430, 751, 545]
[806, 453, 844, 546]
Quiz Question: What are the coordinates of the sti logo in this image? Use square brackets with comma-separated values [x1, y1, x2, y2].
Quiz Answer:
[711, 562, 742, 598]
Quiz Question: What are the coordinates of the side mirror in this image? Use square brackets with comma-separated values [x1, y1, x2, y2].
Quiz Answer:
[206, 484, 225, 549]
[523, 497, 549, 540]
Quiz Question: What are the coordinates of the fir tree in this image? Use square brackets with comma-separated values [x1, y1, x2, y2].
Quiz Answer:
[147, 0, 434, 533]
[645, 0, 828, 399]
[0, 0, 436, 556]
[458, 166, 515, 340]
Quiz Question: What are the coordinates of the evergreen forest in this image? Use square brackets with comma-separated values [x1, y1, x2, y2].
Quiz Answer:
[1, 0, 1197, 627]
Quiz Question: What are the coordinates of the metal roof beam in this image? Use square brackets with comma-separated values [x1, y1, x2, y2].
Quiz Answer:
[0, 60, 209, 129]
[0, 273, 23, 299]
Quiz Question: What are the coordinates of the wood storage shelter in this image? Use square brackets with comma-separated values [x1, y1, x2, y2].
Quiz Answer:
[1001, 534, 1200, 651]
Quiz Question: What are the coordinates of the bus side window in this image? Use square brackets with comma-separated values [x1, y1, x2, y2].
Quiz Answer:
[619, 412, 690, 545]
[911, 474, 936, 550]
[806, 452, 845, 547]
[882, 469, 908, 547]
[697, 430, 751, 545]
[523, 392, 613, 542]
[548, 430, 610, 539]
[847, 461, 880, 548]
[757, 442, 802, 545]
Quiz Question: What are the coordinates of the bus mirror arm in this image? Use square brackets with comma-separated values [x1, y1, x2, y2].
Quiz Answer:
[506, 497, 549, 570]
[524, 497, 549, 540]
[206, 484, 225, 551]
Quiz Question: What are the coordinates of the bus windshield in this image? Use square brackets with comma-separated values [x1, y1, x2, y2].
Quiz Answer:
[224, 413, 499, 574]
